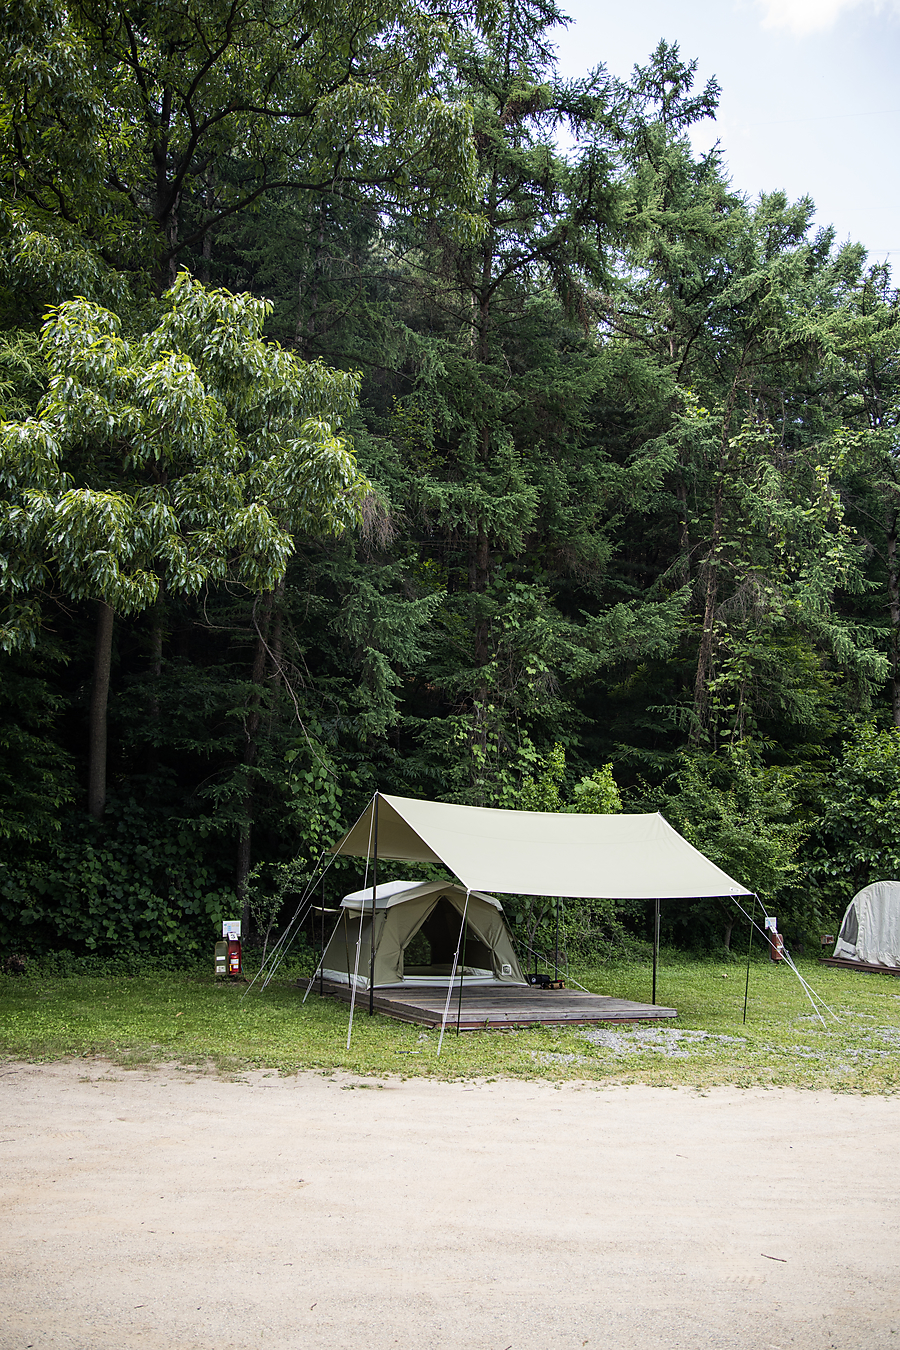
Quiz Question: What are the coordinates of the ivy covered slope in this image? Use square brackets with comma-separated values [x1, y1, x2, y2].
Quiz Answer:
[2, 0, 900, 962]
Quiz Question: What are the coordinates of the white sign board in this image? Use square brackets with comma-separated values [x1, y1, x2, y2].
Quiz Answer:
[222, 919, 242, 939]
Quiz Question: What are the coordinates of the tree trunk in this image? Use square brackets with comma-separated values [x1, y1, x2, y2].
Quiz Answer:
[270, 576, 286, 687]
[691, 365, 744, 744]
[147, 594, 165, 773]
[691, 492, 721, 745]
[236, 592, 274, 933]
[88, 601, 115, 820]
[886, 505, 900, 729]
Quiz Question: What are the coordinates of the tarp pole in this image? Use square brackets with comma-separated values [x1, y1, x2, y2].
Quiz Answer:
[320, 875, 325, 996]
[438, 890, 470, 1056]
[346, 795, 376, 1051]
[555, 899, 560, 982]
[343, 908, 351, 985]
[369, 793, 379, 1016]
[651, 898, 660, 1004]
[456, 899, 469, 1036]
[743, 907, 752, 1024]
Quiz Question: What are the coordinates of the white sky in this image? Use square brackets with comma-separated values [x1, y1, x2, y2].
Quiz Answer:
[552, 0, 900, 261]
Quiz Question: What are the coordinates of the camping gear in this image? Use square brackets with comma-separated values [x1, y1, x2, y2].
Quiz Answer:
[216, 919, 242, 977]
[829, 882, 900, 971]
[765, 915, 784, 962]
[321, 879, 526, 990]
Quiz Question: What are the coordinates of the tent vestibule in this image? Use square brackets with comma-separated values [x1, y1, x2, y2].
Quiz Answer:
[322, 879, 526, 990]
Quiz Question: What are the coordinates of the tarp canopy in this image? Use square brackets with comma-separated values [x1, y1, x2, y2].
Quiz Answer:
[833, 881, 900, 968]
[322, 879, 526, 989]
[332, 793, 751, 900]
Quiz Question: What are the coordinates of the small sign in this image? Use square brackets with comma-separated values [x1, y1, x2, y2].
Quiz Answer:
[764, 916, 777, 932]
[222, 919, 241, 939]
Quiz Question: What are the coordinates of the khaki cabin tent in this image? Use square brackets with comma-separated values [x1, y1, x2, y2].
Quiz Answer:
[322, 879, 526, 990]
[832, 881, 900, 970]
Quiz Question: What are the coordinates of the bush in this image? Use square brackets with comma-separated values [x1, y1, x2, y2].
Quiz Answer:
[0, 795, 235, 958]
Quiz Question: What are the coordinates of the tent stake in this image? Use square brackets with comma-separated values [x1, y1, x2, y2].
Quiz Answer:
[651, 898, 660, 1005]
[743, 908, 752, 1024]
[369, 794, 379, 1015]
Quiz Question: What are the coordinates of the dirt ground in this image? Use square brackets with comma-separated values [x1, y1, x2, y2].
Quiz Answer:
[1, 1059, 898, 1350]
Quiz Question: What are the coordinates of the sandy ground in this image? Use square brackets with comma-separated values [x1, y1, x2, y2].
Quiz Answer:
[1, 1060, 898, 1350]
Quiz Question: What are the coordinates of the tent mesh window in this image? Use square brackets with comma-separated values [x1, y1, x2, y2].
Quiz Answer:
[402, 897, 493, 976]
[840, 905, 859, 946]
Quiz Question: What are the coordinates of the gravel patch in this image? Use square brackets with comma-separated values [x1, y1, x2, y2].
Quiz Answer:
[579, 1027, 748, 1058]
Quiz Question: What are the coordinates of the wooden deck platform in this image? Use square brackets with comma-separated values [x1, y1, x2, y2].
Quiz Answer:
[821, 957, 900, 977]
[310, 978, 677, 1029]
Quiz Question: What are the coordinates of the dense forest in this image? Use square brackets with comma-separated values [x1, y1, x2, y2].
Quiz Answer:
[2, 0, 900, 963]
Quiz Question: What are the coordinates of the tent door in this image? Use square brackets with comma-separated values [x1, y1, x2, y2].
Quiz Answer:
[402, 896, 492, 977]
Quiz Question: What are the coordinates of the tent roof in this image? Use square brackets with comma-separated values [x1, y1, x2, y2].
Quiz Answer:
[332, 793, 751, 900]
[341, 879, 503, 912]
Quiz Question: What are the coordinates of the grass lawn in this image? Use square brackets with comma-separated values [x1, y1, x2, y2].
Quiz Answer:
[2, 952, 899, 1090]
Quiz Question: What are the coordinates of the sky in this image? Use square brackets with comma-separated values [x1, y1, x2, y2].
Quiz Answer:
[551, 0, 900, 262]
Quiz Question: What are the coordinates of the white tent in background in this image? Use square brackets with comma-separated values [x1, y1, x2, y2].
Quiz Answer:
[832, 882, 900, 970]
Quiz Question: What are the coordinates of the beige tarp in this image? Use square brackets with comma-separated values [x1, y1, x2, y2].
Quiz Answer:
[833, 881, 900, 968]
[332, 793, 750, 900]
[322, 879, 526, 989]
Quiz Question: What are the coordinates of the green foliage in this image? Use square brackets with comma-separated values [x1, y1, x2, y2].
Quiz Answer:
[648, 749, 808, 947]
[0, 274, 368, 647]
[569, 764, 623, 816]
[514, 742, 622, 816]
[0, 656, 75, 843]
[0, 797, 234, 956]
[0, 0, 486, 290]
[806, 723, 900, 920]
